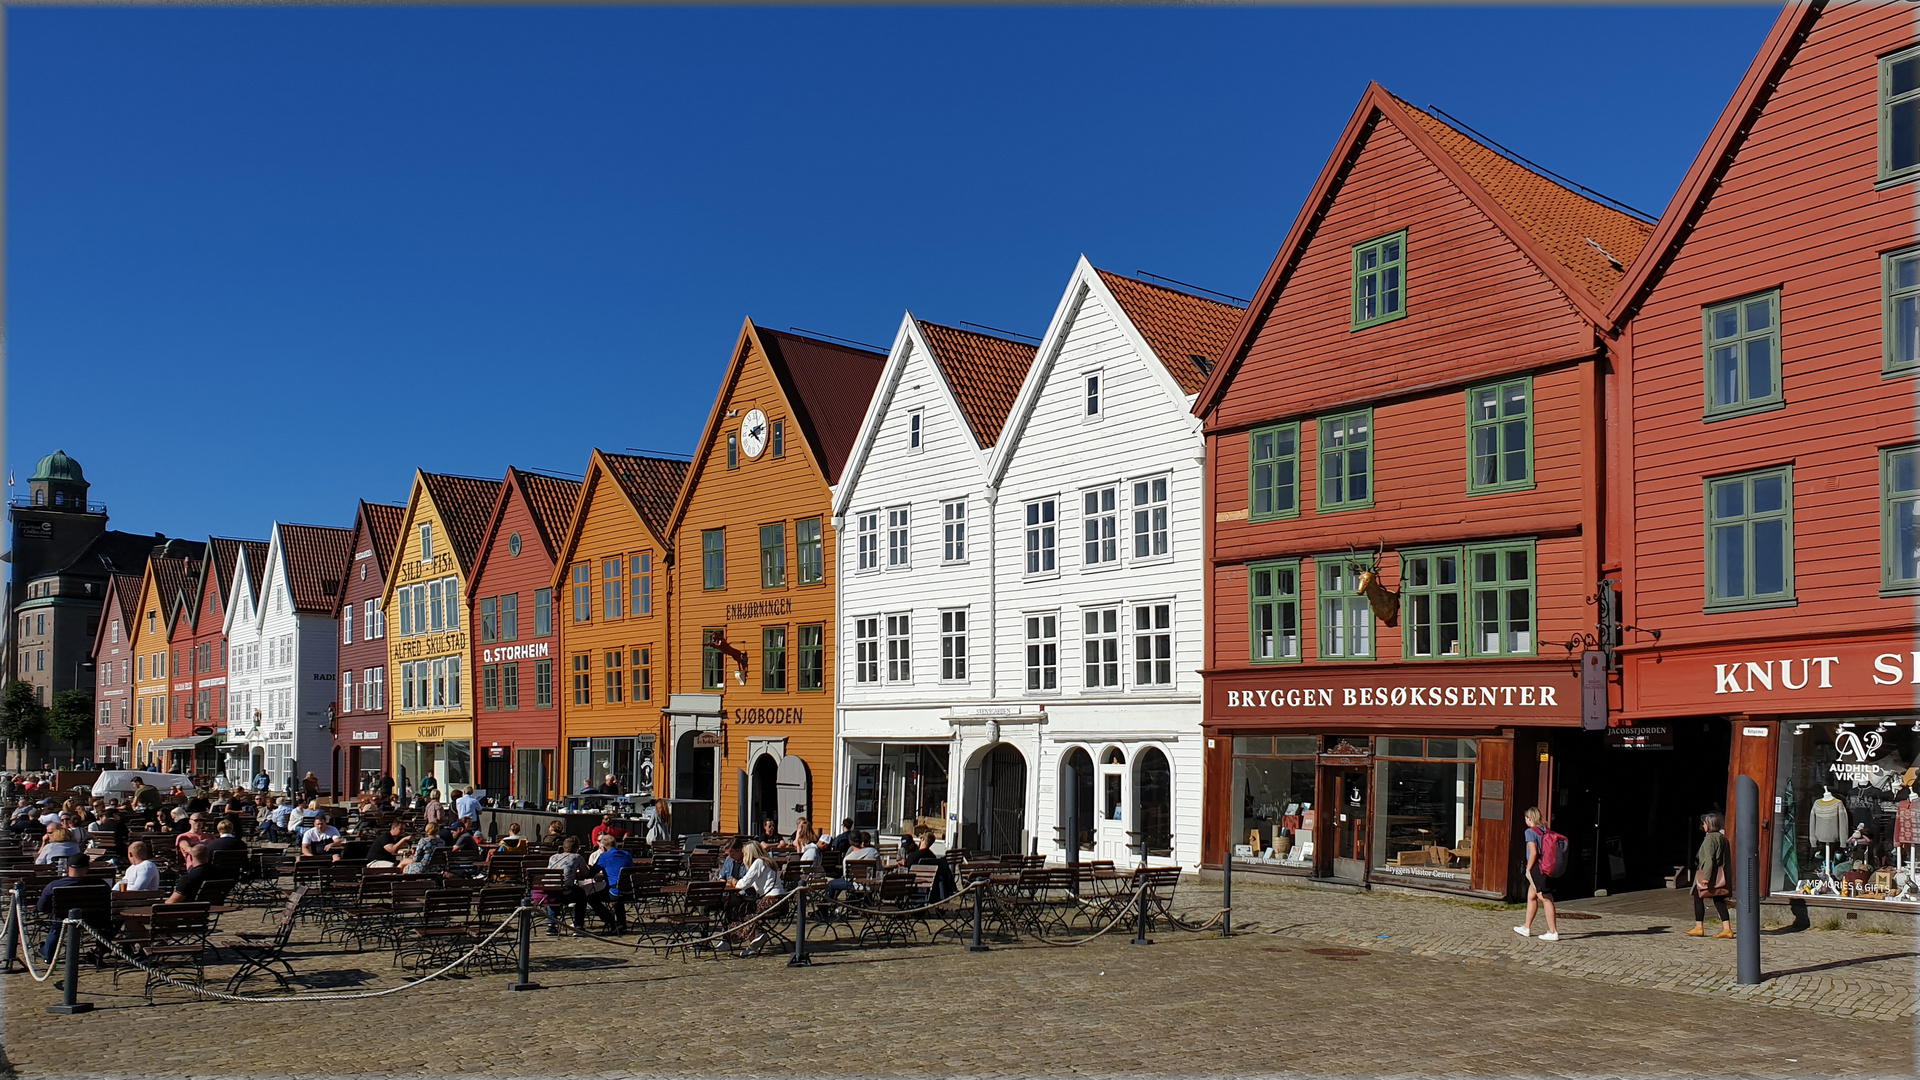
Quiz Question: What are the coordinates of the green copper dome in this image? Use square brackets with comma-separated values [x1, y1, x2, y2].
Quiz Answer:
[30, 450, 84, 484]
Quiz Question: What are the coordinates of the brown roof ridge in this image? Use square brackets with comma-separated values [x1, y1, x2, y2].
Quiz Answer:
[510, 468, 585, 563]
[598, 452, 692, 541]
[912, 320, 1038, 448]
[1092, 268, 1247, 394]
[419, 471, 506, 574]
[108, 572, 144, 635]
[360, 502, 407, 573]
[148, 556, 198, 636]
[276, 522, 356, 615]
[756, 325, 887, 485]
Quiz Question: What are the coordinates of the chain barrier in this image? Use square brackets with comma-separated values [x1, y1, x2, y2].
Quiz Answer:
[11, 903, 65, 982]
[555, 886, 801, 954]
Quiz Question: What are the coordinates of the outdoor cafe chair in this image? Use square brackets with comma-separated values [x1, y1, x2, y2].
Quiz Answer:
[220, 885, 309, 994]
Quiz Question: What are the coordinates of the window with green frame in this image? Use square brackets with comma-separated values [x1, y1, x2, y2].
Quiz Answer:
[1467, 543, 1534, 656]
[1885, 247, 1920, 374]
[763, 626, 787, 691]
[1400, 542, 1534, 658]
[1317, 558, 1372, 659]
[1318, 410, 1372, 511]
[797, 624, 825, 690]
[1882, 446, 1920, 593]
[1249, 423, 1299, 521]
[1466, 378, 1532, 492]
[1400, 549, 1462, 659]
[702, 529, 726, 590]
[1351, 230, 1406, 329]
[1705, 466, 1793, 611]
[1247, 561, 1299, 663]
[760, 523, 786, 589]
[796, 518, 824, 584]
[1881, 45, 1920, 183]
[702, 627, 725, 689]
[1703, 291, 1782, 418]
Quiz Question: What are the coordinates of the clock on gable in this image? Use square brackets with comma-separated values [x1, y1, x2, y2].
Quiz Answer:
[740, 408, 770, 460]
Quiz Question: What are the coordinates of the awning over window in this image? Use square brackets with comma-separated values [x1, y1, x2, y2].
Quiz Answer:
[150, 737, 214, 754]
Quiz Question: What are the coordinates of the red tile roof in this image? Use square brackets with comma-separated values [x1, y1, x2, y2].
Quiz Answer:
[915, 322, 1037, 447]
[600, 453, 691, 540]
[420, 472, 505, 573]
[1095, 270, 1247, 394]
[757, 328, 887, 484]
[361, 502, 406, 573]
[207, 537, 266, 609]
[1395, 100, 1653, 303]
[278, 523, 355, 615]
[515, 471, 584, 562]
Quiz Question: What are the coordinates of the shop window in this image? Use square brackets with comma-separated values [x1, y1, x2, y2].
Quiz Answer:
[1881, 446, 1920, 593]
[847, 742, 949, 839]
[1231, 737, 1319, 866]
[1318, 558, 1373, 659]
[761, 524, 787, 588]
[798, 625, 824, 691]
[796, 520, 823, 585]
[1318, 410, 1372, 511]
[1705, 466, 1794, 611]
[1703, 291, 1782, 419]
[763, 627, 787, 692]
[1135, 747, 1173, 857]
[1777, 722, 1916, 900]
[1351, 229, 1406, 329]
[1466, 377, 1532, 493]
[1250, 422, 1299, 521]
[1372, 739, 1478, 886]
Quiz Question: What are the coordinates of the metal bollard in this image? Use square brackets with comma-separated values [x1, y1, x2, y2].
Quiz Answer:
[3, 883, 21, 975]
[966, 882, 990, 952]
[1130, 885, 1154, 947]
[787, 887, 812, 967]
[508, 907, 542, 991]
[1737, 774, 1761, 986]
[46, 919, 92, 1014]
[1220, 851, 1234, 938]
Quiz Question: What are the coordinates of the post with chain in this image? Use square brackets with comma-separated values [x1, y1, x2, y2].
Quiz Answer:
[1130, 882, 1154, 946]
[966, 880, 989, 952]
[46, 919, 92, 1014]
[787, 886, 812, 967]
[508, 906, 542, 991]
[1737, 774, 1761, 985]
[3, 882, 21, 974]
[1220, 848, 1234, 938]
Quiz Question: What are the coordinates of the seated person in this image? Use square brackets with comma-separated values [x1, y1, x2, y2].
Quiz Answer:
[37, 854, 104, 962]
[590, 812, 628, 847]
[495, 822, 531, 851]
[755, 819, 787, 850]
[587, 833, 634, 934]
[400, 823, 447, 876]
[714, 838, 747, 883]
[167, 844, 215, 904]
[118, 841, 162, 893]
[206, 818, 250, 857]
[34, 826, 82, 866]
[541, 820, 569, 851]
[826, 832, 882, 899]
[368, 821, 410, 867]
[301, 816, 345, 860]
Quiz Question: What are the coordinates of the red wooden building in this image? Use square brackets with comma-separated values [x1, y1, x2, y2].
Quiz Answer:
[1610, 2, 1920, 914]
[332, 501, 405, 796]
[173, 538, 267, 778]
[1194, 84, 1653, 899]
[89, 573, 143, 767]
[469, 467, 581, 806]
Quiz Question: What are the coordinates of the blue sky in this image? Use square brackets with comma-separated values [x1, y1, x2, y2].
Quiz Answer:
[8, 5, 1779, 544]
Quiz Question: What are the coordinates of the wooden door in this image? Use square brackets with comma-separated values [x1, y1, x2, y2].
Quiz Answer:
[1322, 765, 1371, 883]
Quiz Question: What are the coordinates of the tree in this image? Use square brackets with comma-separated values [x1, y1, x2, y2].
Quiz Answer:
[1, 681, 48, 770]
[48, 690, 95, 767]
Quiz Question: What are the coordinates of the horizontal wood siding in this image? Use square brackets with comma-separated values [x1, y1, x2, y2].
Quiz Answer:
[557, 468, 670, 757]
[337, 517, 393, 791]
[471, 483, 566, 786]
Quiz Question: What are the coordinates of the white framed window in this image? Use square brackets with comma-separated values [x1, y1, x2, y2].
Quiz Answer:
[857, 513, 880, 572]
[1025, 499, 1057, 575]
[887, 507, 911, 568]
[368, 598, 383, 639]
[1133, 603, 1173, 687]
[908, 409, 924, 452]
[432, 658, 448, 708]
[342, 670, 354, 714]
[885, 613, 912, 683]
[368, 666, 384, 711]
[942, 500, 967, 563]
[420, 524, 434, 562]
[854, 617, 880, 684]
[1084, 371, 1103, 418]
[447, 656, 462, 707]
[343, 605, 353, 644]
[1083, 487, 1118, 567]
[1025, 613, 1058, 691]
[940, 609, 968, 682]
[1083, 607, 1121, 689]
[1132, 477, 1169, 560]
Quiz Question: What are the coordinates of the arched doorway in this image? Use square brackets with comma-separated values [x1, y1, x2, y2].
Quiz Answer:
[674, 731, 716, 834]
[1061, 748, 1094, 852]
[1136, 747, 1173, 858]
[981, 743, 1027, 855]
[749, 754, 781, 837]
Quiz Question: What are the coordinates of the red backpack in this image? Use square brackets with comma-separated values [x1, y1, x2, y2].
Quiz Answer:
[1535, 827, 1570, 878]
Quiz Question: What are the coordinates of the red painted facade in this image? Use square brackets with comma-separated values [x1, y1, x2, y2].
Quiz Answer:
[333, 502, 404, 796]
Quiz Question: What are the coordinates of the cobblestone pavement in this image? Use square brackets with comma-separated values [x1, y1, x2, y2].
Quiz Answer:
[2, 892, 1915, 1079]
[1182, 876, 1919, 1024]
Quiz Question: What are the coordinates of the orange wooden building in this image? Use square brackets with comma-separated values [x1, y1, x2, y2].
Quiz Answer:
[662, 320, 884, 837]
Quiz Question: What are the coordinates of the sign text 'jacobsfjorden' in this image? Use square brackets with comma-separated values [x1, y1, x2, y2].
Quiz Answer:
[1224, 685, 1562, 710]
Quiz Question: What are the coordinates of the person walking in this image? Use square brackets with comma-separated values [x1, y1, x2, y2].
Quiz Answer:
[1513, 807, 1560, 941]
[1688, 812, 1734, 938]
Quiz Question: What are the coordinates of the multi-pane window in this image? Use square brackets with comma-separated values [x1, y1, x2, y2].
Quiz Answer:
[854, 617, 880, 684]
[1318, 559, 1373, 659]
[1250, 422, 1300, 522]
[885, 614, 912, 683]
[1469, 544, 1535, 656]
[796, 520, 823, 585]
[1884, 447, 1920, 591]
[603, 558, 625, 619]
[702, 628, 725, 690]
[429, 580, 445, 631]
[1467, 378, 1532, 492]
[1886, 247, 1920, 374]
[1352, 230, 1407, 329]
[887, 508, 910, 568]
[431, 658, 448, 708]
[534, 588, 552, 636]
[1084, 373, 1102, 417]
[500, 593, 518, 640]
[367, 598, 384, 639]
[908, 409, 924, 451]
[1706, 466, 1794, 610]
[533, 659, 552, 708]
[571, 565, 590, 623]
[368, 667, 384, 711]
[420, 524, 434, 561]
[605, 650, 624, 703]
[764, 627, 787, 692]
[940, 610, 967, 681]
[771, 420, 785, 458]
[1319, 411, 1372, 510]
[1134, 603, 1173, 687]
[1881, 45, 1920, 182]
[632, 554, 652, 614]
[1025, 614, 1058, 691]
[483, 664, 500, 711]
[633, 648, 651, 702]
[343, 605, 353, 644]
[761, 524, 787, 588]
[1083, 488, 1118, 566]
[573, 654, 592, 705]
[480, 597, 499, 643]
[1133, 478, 1169, 559]
[857, 513, 880, 571]
[1249, 561, 1300, 663]
[1083, 607, 1120, 689]
[502, 662, 519, 710]
[1704, 291, 1782, 417]
[1402, 549, 1463, 659]
[702, 529, 726, 590]
[413, 584, 429, 636]
[1025, 500, 1057, 574]
[943, 501, 967, 563]
[798, 625, 824, 691]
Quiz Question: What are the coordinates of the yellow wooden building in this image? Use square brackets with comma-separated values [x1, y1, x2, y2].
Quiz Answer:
[128, 553, 197, 770]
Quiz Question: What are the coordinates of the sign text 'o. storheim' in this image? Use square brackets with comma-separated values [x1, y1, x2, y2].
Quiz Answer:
[1225, 685, 1562, 709]
[482, 642, 552, 664]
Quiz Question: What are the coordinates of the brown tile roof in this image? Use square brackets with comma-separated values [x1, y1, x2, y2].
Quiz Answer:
[915, 322, 1037, 447]
[515, 471, 584, 561]
[600, 453, 691, 539]
[1094, 270, 1246, 395]
[1395, 100, 1653, 303]
[149, 556, 198, 634]
[757, 327, 887, 484]
[420, 472, 505, 573]
[277, 523, 355, 615]
[207, 537, 266, 607]
[108, 573, 143, 634]
[362, 502, 406, 573]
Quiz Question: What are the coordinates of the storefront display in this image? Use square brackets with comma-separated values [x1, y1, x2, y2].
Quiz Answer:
[845, 742, 948, 839]
[1231, 737, 1318, 867]
[1776, 720, 1918, 904]
[1371, 738, 1477, 886]
[566, 736, 653, 799]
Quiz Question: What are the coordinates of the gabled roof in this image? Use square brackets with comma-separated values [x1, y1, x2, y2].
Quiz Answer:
[517, 472, 583, 562]
[361, 502, 407, 576]
[276, 523, 355, 615]
[148, 555, 198, 636]
[208, 537, 268, 608]
[1195, 83, 1652, 418]
[1093, 270, 1246, 395]
[552, 451, 690, 578]
[418, 472, 505, 574]
[914, 322, 1037, 447]
[108, 573, 143, 633]
[1607, 3, 1820, 325]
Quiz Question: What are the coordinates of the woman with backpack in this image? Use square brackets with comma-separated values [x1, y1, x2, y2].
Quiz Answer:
[1688, 812, 1734, 938]
[1513, 807, 1561, 941]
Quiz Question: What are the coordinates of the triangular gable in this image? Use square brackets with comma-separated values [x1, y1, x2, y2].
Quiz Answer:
[419, 472, 505, 577]
[1094, 270, 1245, 394]
[222, 543, 262, 637]
[552, 450, 690, 579]
[277, 522, 355, 615]
[91, 572, 144, 658]
[471, 467, 583, 585]
[361, 502, 406, 578]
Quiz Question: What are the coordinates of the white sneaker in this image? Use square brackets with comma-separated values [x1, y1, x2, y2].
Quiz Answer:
[1512, 925, 1531, 937]
[1539, 931, 1559, 941]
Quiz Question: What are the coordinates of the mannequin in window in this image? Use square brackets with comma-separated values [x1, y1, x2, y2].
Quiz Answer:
[1809, 787, 1848, 890]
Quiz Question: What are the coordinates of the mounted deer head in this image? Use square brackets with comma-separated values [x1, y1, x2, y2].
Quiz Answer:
[1347, 543, 1400, 627]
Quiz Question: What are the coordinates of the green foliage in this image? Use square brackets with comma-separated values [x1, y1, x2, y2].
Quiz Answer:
[48, 689, 95, 755]
[1, 681, 48, 748]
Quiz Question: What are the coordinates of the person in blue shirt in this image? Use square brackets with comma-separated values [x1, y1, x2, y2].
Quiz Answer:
[453, 787, 481, 824]
[251, 770, 271, 794]
[588, 832, 634, 935]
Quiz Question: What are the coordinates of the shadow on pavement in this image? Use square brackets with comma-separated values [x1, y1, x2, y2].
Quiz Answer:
[1762, 951, 1920, 981]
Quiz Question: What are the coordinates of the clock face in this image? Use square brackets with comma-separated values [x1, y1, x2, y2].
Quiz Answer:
[740, 408, 769, 459]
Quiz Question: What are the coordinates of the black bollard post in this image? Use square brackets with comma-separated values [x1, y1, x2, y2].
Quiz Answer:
[46, 920, 92, 1014]
[1220, 848, 1234, 938]
[1737, 774, 1761, 986]
[787, 887, 812, 967]
[1064, 801, 1079, 897]
[3, 882, 21, 975]
[966, 882, 989, 952]
[1130, 883, 1154, 946]
[508, 906, 542, 991]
